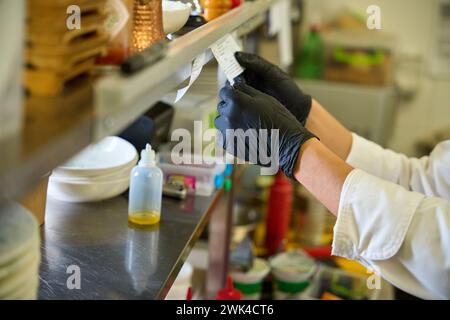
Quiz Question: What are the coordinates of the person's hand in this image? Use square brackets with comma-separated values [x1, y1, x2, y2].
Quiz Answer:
[215, 82, 316, 178]
[235, 52, 312, 125]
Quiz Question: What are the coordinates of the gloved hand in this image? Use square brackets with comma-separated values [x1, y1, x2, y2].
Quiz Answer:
[235, 52, 312, 125]
[215, 82, 316, 178]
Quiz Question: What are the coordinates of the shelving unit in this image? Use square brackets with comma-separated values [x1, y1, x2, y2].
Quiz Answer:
[0, 0, 277, 203]
[0, 0, 284, 299]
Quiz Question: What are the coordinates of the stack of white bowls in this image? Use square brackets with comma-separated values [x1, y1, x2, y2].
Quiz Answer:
[0, 203, 40, 300]
[48, 136, 138, 203]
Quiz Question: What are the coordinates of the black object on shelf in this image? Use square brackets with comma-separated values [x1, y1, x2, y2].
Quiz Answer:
[119, 101, 174, 152]
[145, 101, 175, 151]
[169, 15, 208, 39]
[185, 15, 207, 28]
[119, 116, 155, 153]
[120, 40, 168, 75]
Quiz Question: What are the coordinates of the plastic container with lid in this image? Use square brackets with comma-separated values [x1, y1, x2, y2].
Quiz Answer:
[269, 250, 317, 299]
[230, 258, 270, 300]
[128, 144, 163, 225]
[158, 153, 226, 196]
[301, 265, 381, 300]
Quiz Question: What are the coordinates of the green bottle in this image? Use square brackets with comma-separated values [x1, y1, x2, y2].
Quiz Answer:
[296, 26, 324, 79]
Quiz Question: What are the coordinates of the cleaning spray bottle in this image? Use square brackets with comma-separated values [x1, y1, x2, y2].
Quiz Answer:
[128, 144, 163, 225]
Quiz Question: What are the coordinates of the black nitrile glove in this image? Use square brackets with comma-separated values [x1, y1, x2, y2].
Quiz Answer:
[215, 82, 316, 178]
[235, 52, 312, 126]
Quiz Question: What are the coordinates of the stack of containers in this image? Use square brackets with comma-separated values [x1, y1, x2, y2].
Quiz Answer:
[26, 0, 108, 96]
[0, 203, 41, 300]
[48, 137, 138, 203]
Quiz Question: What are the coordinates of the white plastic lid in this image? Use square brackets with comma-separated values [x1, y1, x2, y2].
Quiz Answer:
[139, 144, 156, 167]
[270, 250, 316, 282]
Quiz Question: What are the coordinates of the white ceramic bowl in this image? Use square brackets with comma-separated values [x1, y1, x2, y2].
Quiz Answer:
[48, 176, 130, 203]
[50, 158, 136, 183]
[53, 137, 138, 178]
[162, 1, 192, 34]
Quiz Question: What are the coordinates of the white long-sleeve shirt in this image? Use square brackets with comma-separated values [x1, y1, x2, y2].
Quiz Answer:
[332, 133, 450, 300]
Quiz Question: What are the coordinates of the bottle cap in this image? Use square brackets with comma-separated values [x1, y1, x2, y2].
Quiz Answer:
[139, 144, 156, 167]
[216, 276, 242, 300]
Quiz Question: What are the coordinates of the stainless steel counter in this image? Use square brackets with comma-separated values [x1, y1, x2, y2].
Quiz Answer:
[38, 190, 223, 300]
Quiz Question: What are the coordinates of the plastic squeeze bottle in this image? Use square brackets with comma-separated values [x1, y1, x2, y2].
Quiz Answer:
[128, 144, 163, 225]
[216, 276, 242, 300]
[264, 171, 293, 256]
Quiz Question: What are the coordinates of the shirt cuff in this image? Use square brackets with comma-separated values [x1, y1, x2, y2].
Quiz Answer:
[346, 133, 382, 171]
[332, 169, 424, 261]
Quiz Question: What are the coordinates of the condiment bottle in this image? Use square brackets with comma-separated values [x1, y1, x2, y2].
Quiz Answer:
[131, 0, 165, 54]
[264, 171, 293, 256]
[128, 144, 163, 225]
[216, 276, 242, 300]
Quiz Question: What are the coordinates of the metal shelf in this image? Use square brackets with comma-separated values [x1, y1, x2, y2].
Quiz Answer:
[0, 81, 94, 202]
[0, 0, 275, 203]
[94, 0, 275, 139]
[39, 189, 226, 300]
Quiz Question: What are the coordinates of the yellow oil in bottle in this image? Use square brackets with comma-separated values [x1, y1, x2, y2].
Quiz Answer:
[128, 210, 160, 225]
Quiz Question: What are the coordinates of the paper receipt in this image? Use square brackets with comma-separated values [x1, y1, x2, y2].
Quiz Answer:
[175, 51, 207, 103]
[210, 34, 245, 85]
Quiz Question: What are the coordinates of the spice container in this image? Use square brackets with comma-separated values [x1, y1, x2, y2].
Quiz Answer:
[26, 0, 109, 96]
[131, 0, 165, 54]
[97, 0, 134, 66]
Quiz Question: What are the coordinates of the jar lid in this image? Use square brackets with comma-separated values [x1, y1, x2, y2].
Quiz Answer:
[270, 250, 316, 282]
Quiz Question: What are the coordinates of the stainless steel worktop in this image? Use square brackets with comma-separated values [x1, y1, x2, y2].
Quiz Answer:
[38, 190, 223, 300]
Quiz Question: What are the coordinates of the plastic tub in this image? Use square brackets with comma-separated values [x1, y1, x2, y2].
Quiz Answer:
[230, 258, 270, 300]
[300, 265, 381, 300]
[269, 250, 317, 300]
[159, 160, 226, 196]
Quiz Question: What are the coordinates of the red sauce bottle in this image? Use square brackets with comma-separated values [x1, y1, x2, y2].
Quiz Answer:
[265, 172, 293, 256]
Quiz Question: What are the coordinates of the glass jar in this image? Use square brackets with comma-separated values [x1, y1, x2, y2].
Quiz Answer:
[131, 0, 165, 54]
[97, 0, 134, 66]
